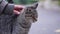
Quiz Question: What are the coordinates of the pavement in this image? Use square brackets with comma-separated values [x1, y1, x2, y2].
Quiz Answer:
[28, 2, 60, 34]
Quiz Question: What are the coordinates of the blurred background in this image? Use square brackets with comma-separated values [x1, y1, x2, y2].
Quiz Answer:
[13, 0, 38, 4]
[6, 0, 60, 5]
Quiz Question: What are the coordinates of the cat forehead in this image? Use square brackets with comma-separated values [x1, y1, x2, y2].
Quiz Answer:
[24, 2, 38, 9]
[25, 5, 36, 9]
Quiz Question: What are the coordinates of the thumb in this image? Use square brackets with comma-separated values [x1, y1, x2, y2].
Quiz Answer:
[13, 10, 20, 15]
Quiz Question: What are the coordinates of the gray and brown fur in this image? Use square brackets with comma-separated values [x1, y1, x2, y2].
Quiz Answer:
[12, 3, 38, 34]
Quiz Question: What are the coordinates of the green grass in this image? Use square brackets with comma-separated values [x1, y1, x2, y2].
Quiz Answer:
[58, 0, 60, 6]
[58, 1, 60, 6]
[13, 0, 38, 4]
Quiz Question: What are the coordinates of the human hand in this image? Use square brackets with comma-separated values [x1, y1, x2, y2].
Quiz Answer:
[13, 5, 25, 15]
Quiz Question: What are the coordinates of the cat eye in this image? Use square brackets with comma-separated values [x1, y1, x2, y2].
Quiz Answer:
[29, 9, 31, 11]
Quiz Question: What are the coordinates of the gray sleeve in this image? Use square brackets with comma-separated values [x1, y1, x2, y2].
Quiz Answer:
[4, 4, 14, 15]
[0, 0, 8, 14]
[0, 0, 14, 15]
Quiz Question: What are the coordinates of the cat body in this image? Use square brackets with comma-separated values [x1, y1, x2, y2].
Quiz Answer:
[12, 3, 38, 34]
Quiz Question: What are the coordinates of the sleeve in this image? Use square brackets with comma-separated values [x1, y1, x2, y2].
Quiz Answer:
[4, 4, 14, 15]
[0, 0, 14, 15]
[0, 0, 8, 14]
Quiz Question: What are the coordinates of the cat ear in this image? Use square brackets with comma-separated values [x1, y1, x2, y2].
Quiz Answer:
[31, 3, 38, 9]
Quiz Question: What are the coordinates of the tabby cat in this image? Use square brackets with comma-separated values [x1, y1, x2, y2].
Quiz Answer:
[12, 3, 38, 34]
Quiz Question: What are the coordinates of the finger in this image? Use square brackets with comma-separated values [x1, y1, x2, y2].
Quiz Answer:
[14, 5, 25, 11]
[14, 5, 25, 8]
[13, 10, 20, 15]
[14, 7, 23, 11]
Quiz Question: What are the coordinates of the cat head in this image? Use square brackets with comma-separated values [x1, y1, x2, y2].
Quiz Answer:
[24, 3, 38, 23]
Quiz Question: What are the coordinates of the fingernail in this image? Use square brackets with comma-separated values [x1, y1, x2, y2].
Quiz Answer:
[18, 12, 20, 14]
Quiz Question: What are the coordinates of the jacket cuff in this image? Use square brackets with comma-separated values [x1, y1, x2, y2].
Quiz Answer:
[4, 4, 14, 15]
